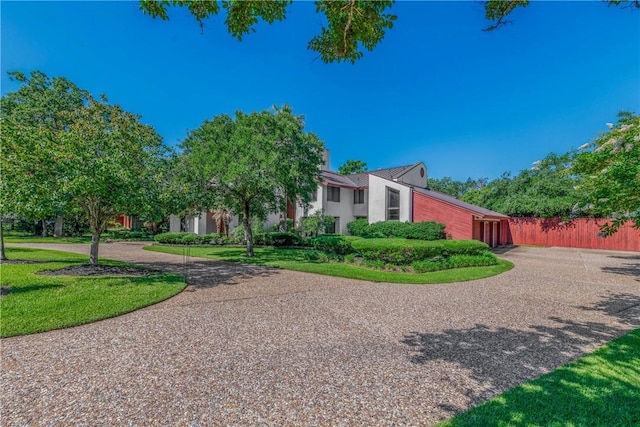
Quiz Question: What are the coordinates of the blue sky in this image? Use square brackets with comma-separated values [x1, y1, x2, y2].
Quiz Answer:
[2, 1, 638, 181]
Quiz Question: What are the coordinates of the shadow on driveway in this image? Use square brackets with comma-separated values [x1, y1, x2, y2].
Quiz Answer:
[402, 292, 640, 419]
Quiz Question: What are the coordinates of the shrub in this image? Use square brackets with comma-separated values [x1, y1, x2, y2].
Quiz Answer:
[411, 251, 497, 273]
[347, 220, 445, 240]
[351, 238, 489, 265]
[310, 234, 355, 255]
[230, 223, 267, 245]
[154, 232, 189, 244]
[404, 221, 445, 240]
[269, 219, 295, 232]
[346, 218, 370, 236]
[264, 232, 302, 247]
[108, 230, 150, 240]
[298, 211, 335, 237]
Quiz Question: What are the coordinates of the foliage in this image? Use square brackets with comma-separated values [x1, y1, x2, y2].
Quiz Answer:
[264, 231, 302, 247]
[347, 220, 445, 240]
[298, 210, 335, 237]
[461, 153, 579, 218]
[107, 230, 151, 240]
[1, 71, 167, 265]
[338, 159, 368, 175]
[310, 234, 355, 255]
[428, 177, 487, 198]
[412, 251, 497, 273]
[0, 247, 184, 337]
[0, 70, 91, 257]
[346, 218, 370, 236]
[139, 0, 396, 64]
[351, 238, 489, 265]
[437, 328, 640, 427]
[270, 218, 295, 232]
[139, 1, 637, 63]
[146, 245, 514, 284]
[178, 105, 324, 256]
[572, 112, 640, 234]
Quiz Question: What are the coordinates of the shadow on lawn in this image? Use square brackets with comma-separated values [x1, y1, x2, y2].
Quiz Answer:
[402, 292, 640, 425]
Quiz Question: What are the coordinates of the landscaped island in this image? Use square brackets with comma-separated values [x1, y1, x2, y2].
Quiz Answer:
[147, 220, 513, 284]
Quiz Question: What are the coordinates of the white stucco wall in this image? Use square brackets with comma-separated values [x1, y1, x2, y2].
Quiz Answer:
[398, 163, 427, 188]
[368, 175, 412, 223]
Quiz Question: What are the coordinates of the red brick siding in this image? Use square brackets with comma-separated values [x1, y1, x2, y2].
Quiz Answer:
[413, 192, 474, 240]
[507, 218, 639, 252]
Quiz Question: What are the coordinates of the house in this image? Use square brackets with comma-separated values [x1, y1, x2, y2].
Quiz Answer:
[170, 150, 509, 246]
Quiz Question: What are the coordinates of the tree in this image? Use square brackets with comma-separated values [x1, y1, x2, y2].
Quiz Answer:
[572, 112, 640, 235]
[178, 105, 324, 256]
[461, 153, 579, 218]
[428, 176, 486, 198]
[139, 1, 637, 63]
[338, 159, 368, 175]
[59, 96, 167, 265]
[0, 71, 90, 243]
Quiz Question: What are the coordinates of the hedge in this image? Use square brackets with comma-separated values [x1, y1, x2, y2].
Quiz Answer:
[154, 232, 229, 245]
[346, 220, 445, 240]
[310, 234, 355, 255]
[412, 251, 498, 272]
[351, 238, 489, 265]
[264, 232, 301, 247]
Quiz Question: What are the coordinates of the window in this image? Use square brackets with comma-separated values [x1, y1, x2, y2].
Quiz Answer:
[354, 189, 365, 204]
[386, 187, 400, 220]
[309, 190, 317, 202]
[328, 217, 339, 233]
[327, 186, 340, 202]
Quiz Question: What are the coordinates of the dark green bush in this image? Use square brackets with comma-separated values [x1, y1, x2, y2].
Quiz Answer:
[310, 234, 354, 255]
[404, 221, 445, 240]
[265, 232, 302, 247]
[154, 232, 189, 244]
[351, 238, 489, 265]
[411, 251, 497, 272]
[346, 218, 370, 236]
[346, 220, 445, 240]
[109, 230, 151, 240]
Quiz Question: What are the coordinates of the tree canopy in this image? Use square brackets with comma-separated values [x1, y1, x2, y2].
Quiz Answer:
[338, 159, 368, 175]
[139, 0, 638, 63]
[572, 112, 640, 234]
[1, 71, 167, 264]
[178, 105, 324, 256]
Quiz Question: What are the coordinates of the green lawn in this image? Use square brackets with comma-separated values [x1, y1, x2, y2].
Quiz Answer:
[4, 234, 93, 243]
[437, 328, 640, 427]
[145, 244, 513, 284]
[0, 247, 185, 337]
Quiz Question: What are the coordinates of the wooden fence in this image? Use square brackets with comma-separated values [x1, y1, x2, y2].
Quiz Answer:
[506, 218, 639, 252]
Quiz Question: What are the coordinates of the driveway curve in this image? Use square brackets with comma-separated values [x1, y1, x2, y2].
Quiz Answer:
[2, 243, 639, 426]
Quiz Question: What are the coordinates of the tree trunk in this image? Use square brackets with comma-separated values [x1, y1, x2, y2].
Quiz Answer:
[243, 201, 254, 257]
[0, 219, 7, 261]
[41, 219, 48, 237]
[89, 232, 100, 266]
[54, 216, 64, 237]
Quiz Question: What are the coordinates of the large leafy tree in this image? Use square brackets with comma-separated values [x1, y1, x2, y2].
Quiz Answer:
[572, 112, 640, 234]
[0, 71, 90, 240]
[60, 96, 167, 265]
[139, 0, 637, 63]
[338, 159, 367, 175]
[178, 105, 324, 256]
[462, 153, 579, 218]
[428, 176, 487, 198]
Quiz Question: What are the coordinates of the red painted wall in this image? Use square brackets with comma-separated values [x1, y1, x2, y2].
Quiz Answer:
[507, 218, 639, 252]
[413, 192, 473, 240]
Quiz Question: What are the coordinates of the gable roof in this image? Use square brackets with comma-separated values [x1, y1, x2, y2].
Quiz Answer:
[413, 187, 509, 219]
[368, 163, 421, 181]
[321, 163, 423, 189]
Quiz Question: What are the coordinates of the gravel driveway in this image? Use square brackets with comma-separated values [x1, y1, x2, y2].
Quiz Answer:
[2, 243, 639, 426]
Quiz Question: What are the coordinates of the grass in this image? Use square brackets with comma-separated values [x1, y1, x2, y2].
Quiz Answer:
[3, 231, 153, 244]
[145, 244, 513, 284]
[0, 247, 185, 337]
[436, 328, 640, 427]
